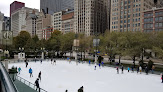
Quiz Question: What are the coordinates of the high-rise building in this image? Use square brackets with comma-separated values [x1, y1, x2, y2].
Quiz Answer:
[0, 12, 4, 44]
[3, 16, 10, 31]
[74, 0, 108, 36]
[11, 7, 39, 37]
[154, 0, 163, 8]
[10, 1, 25, 16]
[110, 0, 155, 32]
[143, 7, 163, 32]
[40, 0, 74, 14]
[53, 11, 64, 31]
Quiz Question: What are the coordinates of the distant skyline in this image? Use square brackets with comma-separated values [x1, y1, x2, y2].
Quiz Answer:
[0, 0, 40, 17]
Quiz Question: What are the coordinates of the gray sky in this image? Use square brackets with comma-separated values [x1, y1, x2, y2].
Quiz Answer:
[0, 0, 40, 17]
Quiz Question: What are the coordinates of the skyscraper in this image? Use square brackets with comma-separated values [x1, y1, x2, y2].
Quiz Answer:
[10, 1, 25, 16]
[74, 0, 108, 36]
[40, 0, 74, 14]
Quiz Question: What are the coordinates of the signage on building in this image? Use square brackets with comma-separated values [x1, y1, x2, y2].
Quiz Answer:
[2, 31, 13, 45]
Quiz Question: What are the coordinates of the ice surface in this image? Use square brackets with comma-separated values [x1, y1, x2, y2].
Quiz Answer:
[9, 60, 163, 92]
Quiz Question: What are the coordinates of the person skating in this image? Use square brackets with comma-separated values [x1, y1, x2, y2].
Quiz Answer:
[29, 68, 33, 77]
[128, 67, 130, 72]
[35, 78, 40, 92]
[25, 61, 28, 68]
[65, 90, 68, 92]
[162, 74, 163, 83]
[102, 62, 104, 67]
[152, 65, 155, 74]
[145, 66, 148, 75]
[139, 66, 142, 74]
[53, 59, 56, 65]
[89, 60, 91, 65]
[18, 67, 21, 74]
[51, 58, 53, 64]
[99, 63, 101, 69]
[117, 67, 119, 74]
[121, 65, 124, 74]
[38, 71, 41, 81]
[40, 59, 42, 64]
[78, 86, 84, 92]
[131, 66, 134, 72]
[94, 65, 96, 70]
[35, 57, 36, 62]
[137, 66, 139, 73]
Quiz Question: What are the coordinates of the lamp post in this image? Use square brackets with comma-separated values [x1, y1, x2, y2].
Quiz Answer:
[41, 47, 45, 60]
[19, 47, 24, 61]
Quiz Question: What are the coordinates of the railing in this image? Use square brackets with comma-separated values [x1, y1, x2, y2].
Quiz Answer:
[16, 76, 47, 92]
[0, 61, 18, 92]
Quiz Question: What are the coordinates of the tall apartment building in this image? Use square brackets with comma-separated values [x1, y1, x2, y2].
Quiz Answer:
[11, 7, 39, 37]
[10, 1, 25, 16]
[53, 11, 64, 31]
[62, 9, 74, 34]
[74, 0, 108, 36]
[155, 0, 163, 8]
[0, 12, 4, 44]
[40, 0, 74, 14]
[3, 16, 10, 31]
[143, 7, 163, 32]
[36, 11, 52, 40]
[110, 0, 155, 32]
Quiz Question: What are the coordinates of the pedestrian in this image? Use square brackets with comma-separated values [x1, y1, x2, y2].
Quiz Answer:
[94, 65, 96, 70]
[121, 65, 124, 74]
[38, 71, 41, 81]
[131, 66, 134, 72]
[51, 58, 53, 64]
[35, 78, 40, 91]
[145, 66, 148, 75]
[25, 61, 28, 68]
[128, 67, 130, 72]
[69, 59, 71, 64]
[99, 63, 101, 69]
[117, 67, 119, 74]
[65, 90, 68, 92]
[35, 57, 37, 62]
[161, 73, 163, 83]
[137, 66, 139, 73]
[29, 68, 33, 77]
[18, 67, 21, 74]
[152, 65, 155, 74]
[78, 86, 84, 92]
[40, 59, 42, 64]
[102, 62, 104, 67]
[139, 66, 142, 74]
[53, 59, 56, 65]
[89, 60, 91, 65]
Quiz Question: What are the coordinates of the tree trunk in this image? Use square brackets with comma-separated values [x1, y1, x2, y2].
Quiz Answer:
[133, 56, 136, 68]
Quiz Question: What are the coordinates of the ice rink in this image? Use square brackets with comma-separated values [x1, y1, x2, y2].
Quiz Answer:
[9, 60, 163, 92]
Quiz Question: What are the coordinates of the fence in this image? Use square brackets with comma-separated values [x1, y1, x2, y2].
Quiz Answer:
[16, 76, 47, 92]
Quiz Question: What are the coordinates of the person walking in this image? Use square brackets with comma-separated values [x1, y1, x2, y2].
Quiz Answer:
[117, 67, 119, 74]
[128, 67, 130, 72]
[18, 67, 21, 74]
[35, 78, 40, 92]
[139, 66, 142, 74]
[78, 86, 84, 92]
[121, 65, 124, 74]
[137, 66, 139, 73]
[38, 71, 41, 81]
[29, 68, 33, 77]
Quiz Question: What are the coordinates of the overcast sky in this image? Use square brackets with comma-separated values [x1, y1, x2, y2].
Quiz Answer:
[0, 0, 40, 17]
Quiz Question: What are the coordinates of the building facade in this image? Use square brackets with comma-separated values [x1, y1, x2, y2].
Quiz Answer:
[110, 0, 155, 32]
[53, 11, 64, 31]
[11, 7, 39, 37]
[155, 0, 163, 8]
[62, 10, 74, 34]
[74, 0, 108, 36]
[143, 7, 163, 32]
[40, 0, 74, 14]
[0, 12, 4, 44]
[10, 1, 25, 16]
[36, 11, 52, 40]
[42, 26, 53, 40]
[3, 16, 10, 31]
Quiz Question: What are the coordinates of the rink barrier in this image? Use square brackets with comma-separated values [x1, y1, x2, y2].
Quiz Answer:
[16, 76, 48, 92]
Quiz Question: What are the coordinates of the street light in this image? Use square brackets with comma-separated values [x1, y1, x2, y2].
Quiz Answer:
[73, 38, 79, 65]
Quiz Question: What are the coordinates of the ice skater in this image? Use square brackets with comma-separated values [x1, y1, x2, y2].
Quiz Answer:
[53, 59, 56, 65]
[128, 67, 130, 72]
[78, 86, 83, 92]
[40, 59, 42, 64]
[145, 66, 148, 75]
[121, 65, 124, 74]
[99, 63, 101, 69]
[137, 66, 139, 73]
[29, 68, 33, 77]
[38, 71, 41, 81]
[35, 78, 40, 91]
[162, 73, 163, 83]
[131, 66, 134, 72]
[51, 58, 53, 64]
[94, 65, 96, 70]
[89, 60, 91, 65]
[35, 57, 37, 62]
[152, 65, 155, 74]
[139, 66, 142, 74]
[102, 62, 104, 67]
[117, 67, 119, 74]
[25, 61, 28, 68]
[69, 59, 71, 64]
[65, 90, 68, 92]
[18, 67, 21, 74]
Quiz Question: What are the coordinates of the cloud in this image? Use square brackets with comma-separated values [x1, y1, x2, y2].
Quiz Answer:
[0, 0, 40, 17]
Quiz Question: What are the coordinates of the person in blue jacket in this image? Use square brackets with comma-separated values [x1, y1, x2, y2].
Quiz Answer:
[128, 67, 130, 72]
[18, 67, 21, 74]
[89, 60, 91, 65]
[99, 63, 101, 69]
[29, 68, 33, 77]
[101, 62, 104, 67]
